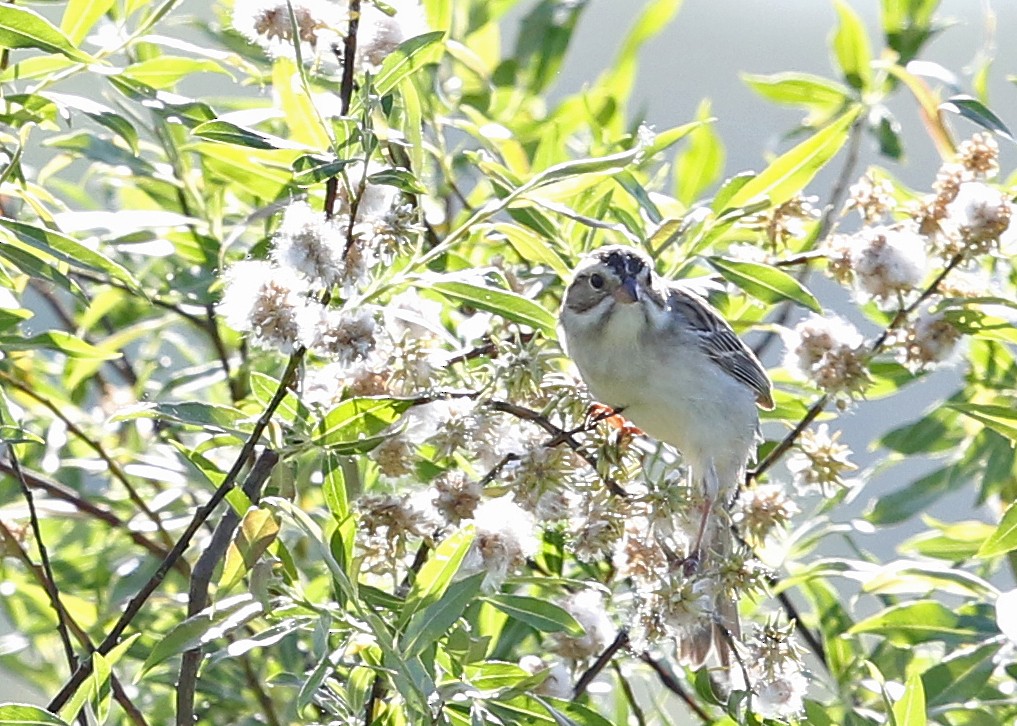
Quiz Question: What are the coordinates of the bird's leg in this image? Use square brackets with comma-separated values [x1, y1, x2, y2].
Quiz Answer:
[683, 461, 720, 577]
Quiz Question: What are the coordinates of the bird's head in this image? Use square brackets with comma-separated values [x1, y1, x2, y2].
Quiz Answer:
[560, 245, 659, 326]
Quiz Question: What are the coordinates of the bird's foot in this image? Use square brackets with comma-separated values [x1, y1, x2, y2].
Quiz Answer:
[681, 550, 701, 577]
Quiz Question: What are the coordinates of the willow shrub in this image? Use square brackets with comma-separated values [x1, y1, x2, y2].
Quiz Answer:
[1, 1, 1016, 725]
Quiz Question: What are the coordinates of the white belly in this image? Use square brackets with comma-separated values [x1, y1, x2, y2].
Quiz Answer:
[567, 304, 758, 492]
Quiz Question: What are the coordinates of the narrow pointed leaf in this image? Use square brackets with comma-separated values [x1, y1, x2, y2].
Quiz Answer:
[707, 256, 822, 312]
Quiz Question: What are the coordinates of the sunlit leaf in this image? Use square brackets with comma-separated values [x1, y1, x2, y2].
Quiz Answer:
[0, 330, 117, 360]
[140, 595, 265, 675]
[977, 500, 1017, 558]
[192, 120, 302, 150]
[219, 507, 281, 591]
[121, 57, 232, 89]
[0, 704, 70, 725]
[485, 594, 585, 635]
[891, 673, 926, 726]
[832, 0, 873, 91]
[849, 600, 996, 646]
[0, 217, 140, 290]
[400, 572, 485, 658]
[313, 397, 414, 451]
[921, 643, 1000, 709]
[0, 5, 94, 63]
[707, 256, 822, 312]
[724, 107, 861, 210]
[400, 527, 476, 627]
[949, 403, 1017, 442]
[426, 277, 557, 336]
[675, 101, 724, 206]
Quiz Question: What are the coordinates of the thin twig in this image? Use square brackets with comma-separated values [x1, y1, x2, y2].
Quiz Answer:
[0, 461, 183, 572]
[638, 653, 711, 723]
[776, 590, 826, 663]
[0, 521, 150, 726]
[47, 352, 305, 713]
[573, 629, 629, 698]
[176, 449, 280, 726]
[364, 673, 384, 726]
[7, 445, 78, 680]
[753, 116, 866, 361]
[0, 371, 173, 547]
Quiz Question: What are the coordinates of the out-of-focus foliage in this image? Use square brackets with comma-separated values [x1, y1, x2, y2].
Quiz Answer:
[0, 0, 1015, 724]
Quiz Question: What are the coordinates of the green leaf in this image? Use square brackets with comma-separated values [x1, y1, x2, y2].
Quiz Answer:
[675, 101, 724, 206]
[742, 72, 851, 113]
[488, 222, 572, 279]
[0, 425, 44, 445]
[426, 278, 556, 336]
[368, 167, 427, 194]
[400, 571, 485, 658]
[292, 154, 351, 186]
[121, 57, 232, 90]
[724, 107, 860, 210]
[110, 401, 251, 433]
[921, 642, 1000, 709]
[218, 507, 281, 591]
[849, 600, 996, 646]
[940, 95, 1014, 142]
[0, 5, 94, 63]
[60, 0, 114, 44]
[322, 452, 350, 522]
[891, 673, 926, 726]
[977, 500, 1017, 557]
[273, 57, 332, 150]
[0, 704, 70, 725]
[313, 397, 414, 451]
[140, 595, 265, 675]
[190, 142, 299, 199]
[0, 217, 140, 290]
[400, 527, 476, 627]
[192, 120, 299, 150]
[707, 256, 821, 312]
[369, 30, 446, 100]
[869, 461, 975, 525]
[43, 92, 140, 154]
[948, 403, 1017, 442]
[485, 594, 585, 635]
[832, 0, 873, 91]
[0, 331, 121, 360]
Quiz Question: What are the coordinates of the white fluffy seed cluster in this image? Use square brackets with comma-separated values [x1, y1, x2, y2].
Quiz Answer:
[233, 0, 429, 68]
[784, 314, 868, 397]
[738, 622, 809, 720]
[218, 166, 421, 359]
[812, 133, 1014, 379]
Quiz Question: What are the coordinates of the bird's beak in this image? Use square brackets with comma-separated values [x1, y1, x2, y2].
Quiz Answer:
[613, 275, 639, 304]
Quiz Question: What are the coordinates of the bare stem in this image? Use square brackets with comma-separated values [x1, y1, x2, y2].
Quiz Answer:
[573, 629, 629, 698]
[176, 449, 280, 726]
[6, 445, 78, 678]
[0, 371, 173, 547]
[639, 653, 710, 723]
[47, 352, 305, 713]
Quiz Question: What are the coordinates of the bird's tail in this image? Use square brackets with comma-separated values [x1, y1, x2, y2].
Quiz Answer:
[677, 503, 740, 669]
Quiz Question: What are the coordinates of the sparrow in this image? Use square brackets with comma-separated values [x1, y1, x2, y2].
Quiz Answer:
[558, 244, 773, 667]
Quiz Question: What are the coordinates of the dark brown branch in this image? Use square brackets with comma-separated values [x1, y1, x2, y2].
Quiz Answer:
[639, 653, 710, 723]
[7, 445, 78, 681]
[0, 371, 172, 547]
[176, 449, 279, 726]
[573, 629, 629, 698]
[0, 521, 150, 726]
[0, 461, 183, 573]
[48, 352, 305, 713]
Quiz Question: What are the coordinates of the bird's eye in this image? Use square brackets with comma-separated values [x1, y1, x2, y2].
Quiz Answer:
[589, 273, 605, 290]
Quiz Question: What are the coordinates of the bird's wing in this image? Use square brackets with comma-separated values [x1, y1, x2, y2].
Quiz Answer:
[665, 284, 775, 409]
